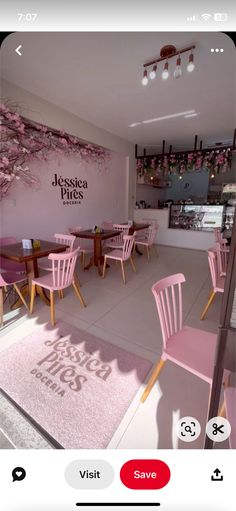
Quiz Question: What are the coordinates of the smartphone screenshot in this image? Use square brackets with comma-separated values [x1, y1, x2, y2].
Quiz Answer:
[0, 2, 235, 510]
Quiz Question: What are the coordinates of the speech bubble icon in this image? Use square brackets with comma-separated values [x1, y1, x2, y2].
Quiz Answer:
[12, 467, 26, 482]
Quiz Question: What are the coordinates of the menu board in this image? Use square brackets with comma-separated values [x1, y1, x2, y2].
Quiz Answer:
[169, 204, 224, 232]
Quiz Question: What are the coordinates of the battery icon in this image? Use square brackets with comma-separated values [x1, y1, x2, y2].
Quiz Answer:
[214, 13, 228, 21]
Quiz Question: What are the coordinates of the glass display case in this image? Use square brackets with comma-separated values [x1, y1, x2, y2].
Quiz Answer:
[169, 204, 224, 232]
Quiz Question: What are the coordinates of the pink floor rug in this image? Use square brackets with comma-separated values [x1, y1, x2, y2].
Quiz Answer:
[0, 322, 152, 448]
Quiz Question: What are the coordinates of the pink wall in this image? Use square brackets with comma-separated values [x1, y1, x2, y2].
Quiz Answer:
[1, 151, 127, 240]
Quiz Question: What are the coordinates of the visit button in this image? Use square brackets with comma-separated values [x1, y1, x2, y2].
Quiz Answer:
[120, 459, 171, 490]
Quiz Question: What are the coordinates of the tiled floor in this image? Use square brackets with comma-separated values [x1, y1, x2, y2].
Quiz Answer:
[0, 245, 227, 449]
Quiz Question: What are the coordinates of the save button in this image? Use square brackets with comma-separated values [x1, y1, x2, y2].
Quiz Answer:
[120, 459, 170, 490]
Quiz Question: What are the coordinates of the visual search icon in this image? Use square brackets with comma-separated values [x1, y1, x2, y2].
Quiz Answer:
[176, 416, 201, 442]
[12, 467, 26, 482]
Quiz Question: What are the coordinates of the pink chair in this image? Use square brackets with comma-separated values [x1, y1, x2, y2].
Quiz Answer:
[106, 224, 129, 250]
[0, 271, 28, 327]
[102, 234, 136, 284]
[30, 248, 86, 326]
[68, 226, 93, 268]
[214, 227, 228, 247]
[215, 242, 229, 277]
[134, 223, 159, 260]
[141, 273, 219, 403]
[201, 250, 225, 320]
[38, 234, 76, 271]
[0, 237, 25, 273]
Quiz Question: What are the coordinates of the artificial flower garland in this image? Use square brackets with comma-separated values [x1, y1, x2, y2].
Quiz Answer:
[0, 103, 110, 199]
[137, 147, 233, 184]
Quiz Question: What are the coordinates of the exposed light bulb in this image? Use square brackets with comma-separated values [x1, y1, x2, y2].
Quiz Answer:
[173, 56, 182, 79]
[142, 69, 148, 86]
[162, 61, 169, 80]
[210, 173, 215, 179]
[149, 64, 157, 80]
[187, 53, 195, 72]
[179, 175, 183, 180]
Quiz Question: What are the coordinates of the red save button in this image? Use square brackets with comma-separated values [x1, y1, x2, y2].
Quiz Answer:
[120, 459, 170, 490]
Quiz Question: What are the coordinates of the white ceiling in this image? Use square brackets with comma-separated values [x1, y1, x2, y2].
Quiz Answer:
[1, 32, 235, 150]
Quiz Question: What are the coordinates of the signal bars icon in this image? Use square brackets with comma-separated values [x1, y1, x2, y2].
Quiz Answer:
[187, 15, 197, 22]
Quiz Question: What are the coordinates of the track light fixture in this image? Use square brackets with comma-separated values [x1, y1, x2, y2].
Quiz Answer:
[141, 44, 196, 85]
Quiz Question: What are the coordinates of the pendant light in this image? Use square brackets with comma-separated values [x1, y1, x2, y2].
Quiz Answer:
[173, 55, 182, 79]
[162, 61, 169, 80]
[141, 69, 148, 86]
[187, 52, 195, 72]
[149, 64, 157, 80]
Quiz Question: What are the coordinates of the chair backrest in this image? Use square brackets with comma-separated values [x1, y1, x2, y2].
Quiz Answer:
[112, 224, 130, 244]
[208, 250, 219, 289]
[215, 242, 229, 276]
[214, 227, 227, 246]
[122, 234, 135, 259]
[152, 273, 186, 348]
[0, 237, 24, 272]
[49, 247, 80, 289]
[54, 233, 75, 252]
[147, 224, 159, 244]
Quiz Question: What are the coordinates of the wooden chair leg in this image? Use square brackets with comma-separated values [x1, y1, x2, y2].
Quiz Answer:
[58, 289, 64, 299]
[30, 283, 36, 314]
[219, 401, 226, 417]
[200, 290, 216, 320]
[102, 257, 107, 278]
[13, 283, 29, 310]
[130, 256, 136, 273]
[74, 271, 81, 287]
[0, 287, 4, 327]
[121, 261, 126, 284]
[50, 290, 55, 326]
[72, 282, 86, 307]
[141, 358, 166, 403]
[146, 245, 150, 260]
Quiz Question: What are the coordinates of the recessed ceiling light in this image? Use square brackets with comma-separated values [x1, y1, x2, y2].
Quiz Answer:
[142, 110, 195, 124]
[129, 122, 142, 128]
[184, 113, 199, 118]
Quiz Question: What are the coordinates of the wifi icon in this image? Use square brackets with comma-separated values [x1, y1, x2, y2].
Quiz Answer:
[201, 13, 212, 21]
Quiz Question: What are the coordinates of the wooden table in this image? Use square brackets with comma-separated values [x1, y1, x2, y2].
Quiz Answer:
[0, 240, 69, 308]
[71, 229, 121, 276]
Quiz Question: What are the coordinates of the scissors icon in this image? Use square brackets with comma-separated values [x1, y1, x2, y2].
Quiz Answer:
[212, 423, 224, 435]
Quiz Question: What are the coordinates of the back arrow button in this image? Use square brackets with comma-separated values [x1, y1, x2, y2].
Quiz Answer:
[15, 45, 22, 56]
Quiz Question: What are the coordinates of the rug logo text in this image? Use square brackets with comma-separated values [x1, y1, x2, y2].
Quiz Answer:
[30, 337, 112, 397]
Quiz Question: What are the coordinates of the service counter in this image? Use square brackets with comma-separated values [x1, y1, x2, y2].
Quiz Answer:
[133, 208, 215, 250]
